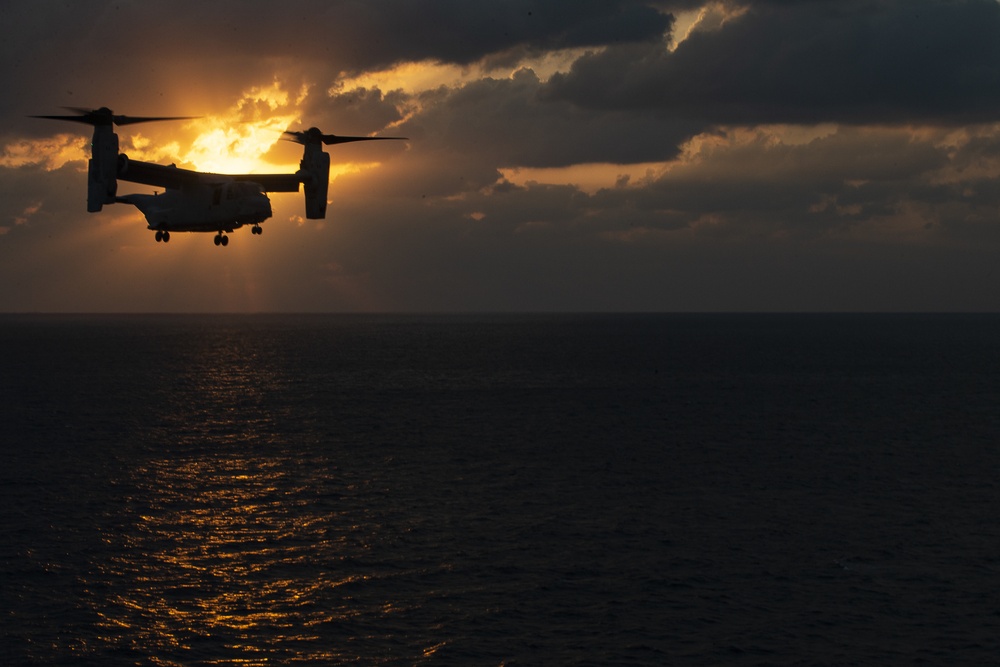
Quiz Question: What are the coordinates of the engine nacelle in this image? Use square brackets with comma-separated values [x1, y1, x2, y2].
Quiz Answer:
[301, 150, 330, 219]
[87, 125, 120, 213]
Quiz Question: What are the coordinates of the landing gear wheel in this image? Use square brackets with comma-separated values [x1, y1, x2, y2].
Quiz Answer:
[162, 231, 170, 243]
[155, 230, 163, 242]
[252, 225, 262, 235]
[214, 234, 221, 246]
[221, 234, 229, 247]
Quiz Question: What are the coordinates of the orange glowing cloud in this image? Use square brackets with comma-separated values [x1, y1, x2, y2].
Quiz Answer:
[180, 81, 305, 174]
[112, 81, 306, 176]
[0, 134, 88, 170]
[500, 162, 668, 194]
[335, 47, 591, 95]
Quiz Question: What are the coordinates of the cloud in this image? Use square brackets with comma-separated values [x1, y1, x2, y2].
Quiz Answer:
[398, 68, 704, 168]
[558, 122, 1000, 255]
[0, 134, 88, 169]
[0, 1, 671, 123]
[547, 0, 1000, 125]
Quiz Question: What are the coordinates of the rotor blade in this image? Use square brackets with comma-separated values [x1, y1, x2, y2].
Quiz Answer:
[36, 107, 117, 125]
[283, 128, 407, 146]
[30, 114, 98, 124]
[322, 135, 408, 145]
[113, 115, 198, 126]
[31, 107, 197, 127]
[282, 129, 324, 145]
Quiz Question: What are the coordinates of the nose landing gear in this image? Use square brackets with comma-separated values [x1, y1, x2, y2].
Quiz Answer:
[251, 225, 263, 235]
[154, 230, 170, 243]
[213, 232, 229, 247]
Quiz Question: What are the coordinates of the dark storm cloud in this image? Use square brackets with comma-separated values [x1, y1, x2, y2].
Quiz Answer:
[572, 125, 989, 245]
[631, 127, 950, 220]
[548, 0, 1000, 125]
[0, 162, 85, 232]
[0, 0, 671, 126]
[398, 69, 704, 168]
[301, 87, 408, 135]
[320, 0, 672, 68]
[111, 0, 671, 70]
[331, 119, 1000, 260]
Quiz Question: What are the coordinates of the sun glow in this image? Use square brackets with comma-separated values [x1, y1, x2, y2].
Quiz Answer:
[179, 81, 305, 174]
[182, 120, 294, 174]
[329, 161, 384, 181]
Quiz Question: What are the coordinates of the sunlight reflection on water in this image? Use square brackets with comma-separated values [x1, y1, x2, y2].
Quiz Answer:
[91, 452, 350, 665]
[76, 322, 446, 665]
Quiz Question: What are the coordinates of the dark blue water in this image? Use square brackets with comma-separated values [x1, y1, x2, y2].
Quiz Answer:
[2, 314, 999, 665]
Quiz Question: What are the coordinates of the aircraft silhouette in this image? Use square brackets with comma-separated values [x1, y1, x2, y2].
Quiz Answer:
[32, 107, 406, 246]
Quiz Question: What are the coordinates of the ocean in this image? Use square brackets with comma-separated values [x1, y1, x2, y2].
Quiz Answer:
[1, 313, 999, 665]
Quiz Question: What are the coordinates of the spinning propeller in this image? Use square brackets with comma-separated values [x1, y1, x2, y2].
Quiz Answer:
[283, 127, 407, 146]
[30, 106, 197, 127]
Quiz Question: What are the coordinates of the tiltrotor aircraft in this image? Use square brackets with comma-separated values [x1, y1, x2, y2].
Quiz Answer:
[32, 107, 406, 246]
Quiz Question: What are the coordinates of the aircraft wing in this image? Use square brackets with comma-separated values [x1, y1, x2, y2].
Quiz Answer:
[118, 159, 203, 189]
[231, 173, 301, 192]
[118, 157, 302, 192]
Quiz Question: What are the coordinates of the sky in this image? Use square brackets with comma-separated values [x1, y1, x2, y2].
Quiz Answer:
[3, 0, 1000, 312]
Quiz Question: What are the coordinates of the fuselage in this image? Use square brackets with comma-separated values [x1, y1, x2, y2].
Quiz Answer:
[117, 181, 272, 233]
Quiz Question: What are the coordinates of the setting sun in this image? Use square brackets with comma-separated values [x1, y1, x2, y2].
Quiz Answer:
[181, 119, 296, 174]
[177, 82, 303, 174]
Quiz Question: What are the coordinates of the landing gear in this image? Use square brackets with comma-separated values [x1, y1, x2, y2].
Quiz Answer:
[251, 225, 263, 235]
[154, 230, 170, 243]
[213, 232, 229, 247]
